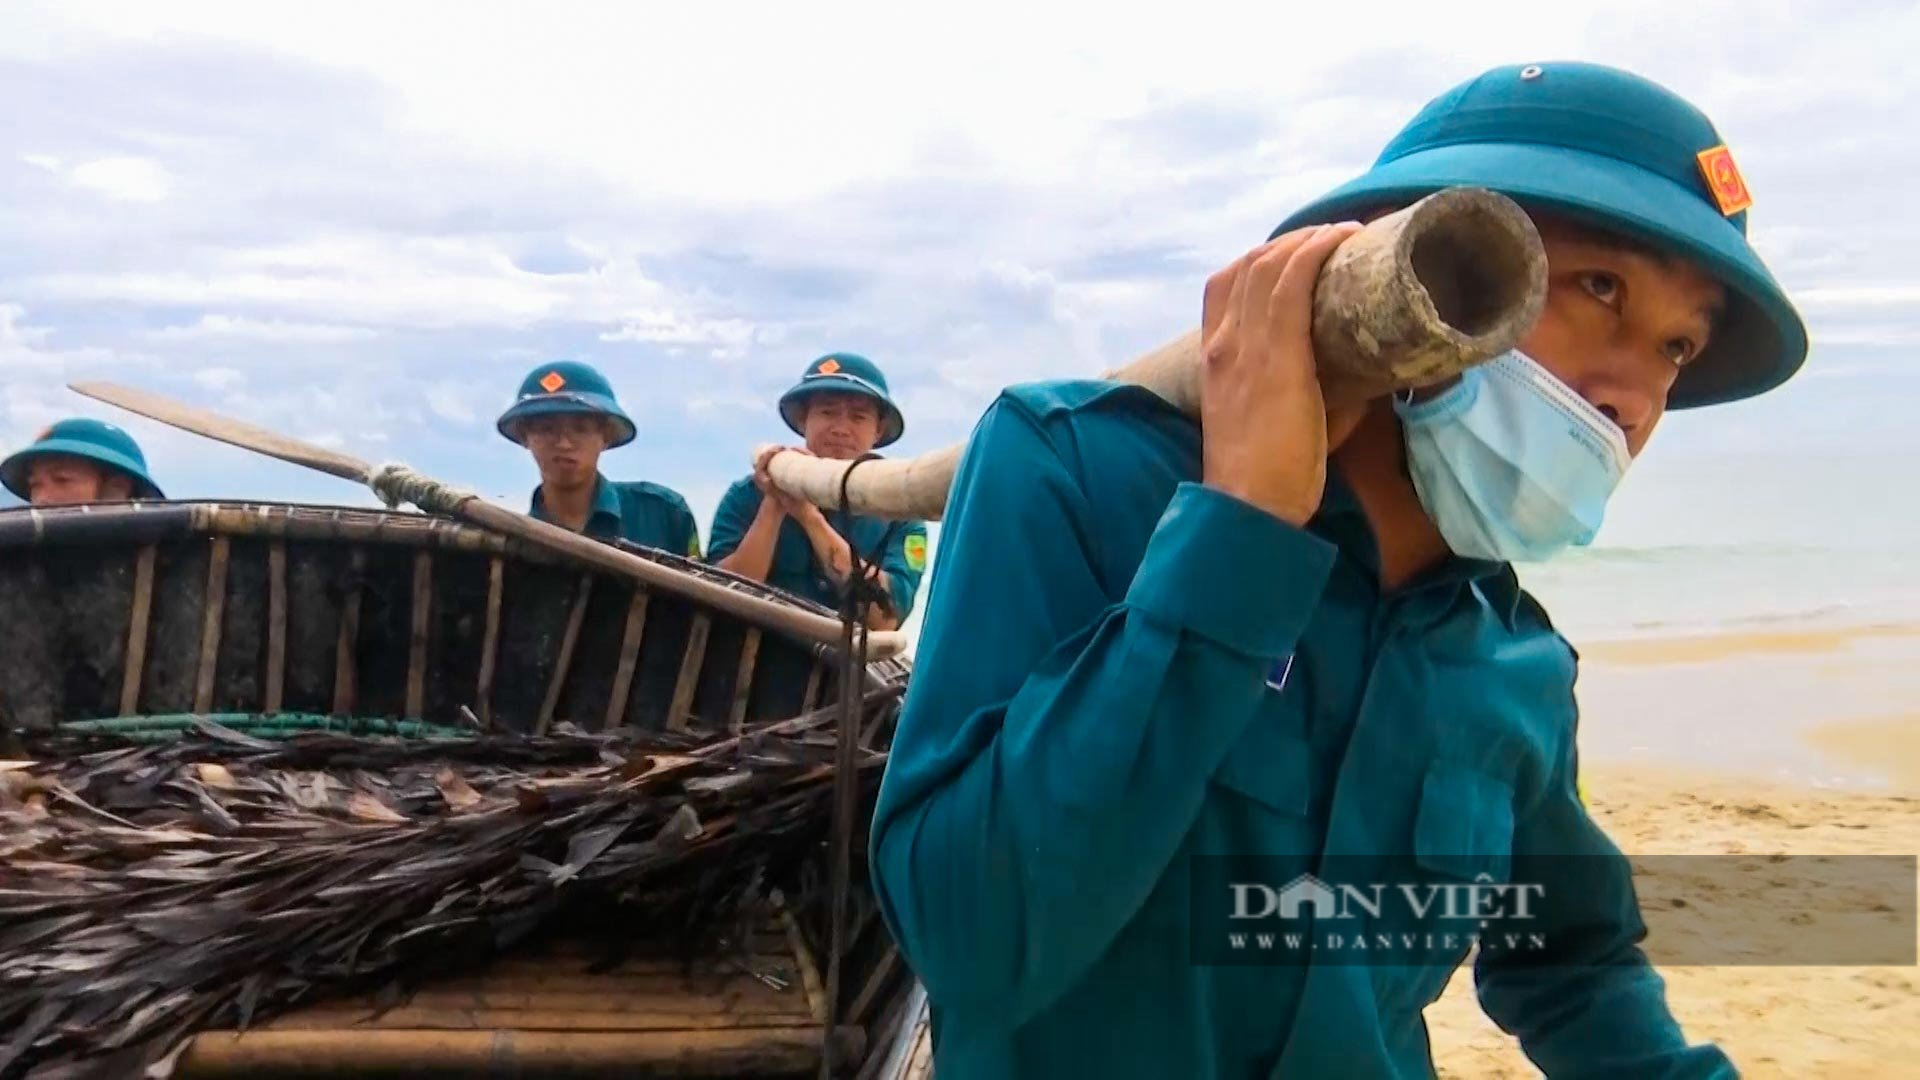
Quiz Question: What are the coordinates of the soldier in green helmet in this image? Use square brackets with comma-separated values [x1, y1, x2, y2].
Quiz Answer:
[1, 418, 165, 507]
[872, 61, 1807, 1078]
[707, 352, 930, 632]
[496, 360, 701, 557]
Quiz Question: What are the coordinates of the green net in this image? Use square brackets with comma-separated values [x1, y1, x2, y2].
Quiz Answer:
[57, 712, 477, 743]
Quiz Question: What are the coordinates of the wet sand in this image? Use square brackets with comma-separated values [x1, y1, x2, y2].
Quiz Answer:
[1430, 624, 1920, 1078]
[1808, 713, 1920, 792]
[1577, 623, 1920, 668]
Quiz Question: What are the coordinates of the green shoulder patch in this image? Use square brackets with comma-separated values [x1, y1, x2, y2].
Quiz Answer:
[903, 533, 927, 573]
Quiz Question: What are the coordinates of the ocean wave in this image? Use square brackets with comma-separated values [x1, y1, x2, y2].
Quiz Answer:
[1623, 604, 1859, 633]
[1526, 542, 1836, 566]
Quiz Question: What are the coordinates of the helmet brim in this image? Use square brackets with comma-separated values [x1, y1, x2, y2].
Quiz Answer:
[1274, 141, 1808, 409]
[777, 375, 905, 447]
[0, 440, 165, 500]
[496, 393, 637, 448]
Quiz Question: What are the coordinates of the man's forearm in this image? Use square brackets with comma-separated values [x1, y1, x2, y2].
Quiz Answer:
[794, 511, 855, 581]
[791, 513, 899, 625]
[715, 502, 784, 581]
[863, 569, 900, 629]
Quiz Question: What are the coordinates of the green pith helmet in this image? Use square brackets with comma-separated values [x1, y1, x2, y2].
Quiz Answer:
[496, 360, 637, 447]
[1276, 60, 1807, 410]
[777, 352, 905, 448]
[0, 417, 164, 500]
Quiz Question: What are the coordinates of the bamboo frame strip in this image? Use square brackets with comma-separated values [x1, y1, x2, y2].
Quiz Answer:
[602, 589, 651, 733]
[263, 1005, 815, 1030]
[405, 549, 433, 719]
[728, 628, 761, 735]
[118, 545, 157, 716]
[846, 944, 901, 1028]
[780, 903, 828, 1026]
[535, 573, 594, 735]
[475, 555, 504, 731]
[264, 541, 287, 714]
[666, 612, 711, 733]
[802, 663, 824, 717]
[192, 537, 231, 714]
[178, 1026, 868, 1075]
[331, 548, 367, 716]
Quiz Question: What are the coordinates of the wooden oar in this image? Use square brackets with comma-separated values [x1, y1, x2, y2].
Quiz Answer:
[66, 380, 906, 660]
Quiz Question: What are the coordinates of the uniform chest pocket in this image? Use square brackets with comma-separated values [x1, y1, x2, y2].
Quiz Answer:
[1209, 721, 1312, 818]
[1413, 765, 1515, 883]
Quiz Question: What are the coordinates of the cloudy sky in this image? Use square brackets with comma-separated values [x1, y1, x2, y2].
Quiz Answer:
[2, 0, 1916, 563]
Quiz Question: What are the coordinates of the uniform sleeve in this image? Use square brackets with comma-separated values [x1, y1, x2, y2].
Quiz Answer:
[649, 489, 701, 558]
[704, 480, 756, 564]
[676, 497, 702, 559]
[1474, 711, 1737, 1078]
[868, 394, 1338, 1030]
[877, 519, 930, 618]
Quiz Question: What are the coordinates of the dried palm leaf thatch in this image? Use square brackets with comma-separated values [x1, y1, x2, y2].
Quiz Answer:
[0, 689, 902, 1080]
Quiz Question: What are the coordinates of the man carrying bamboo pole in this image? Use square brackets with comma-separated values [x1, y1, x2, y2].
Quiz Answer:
[1, 418, 164, 507]
[708, 352, 929, 632]
[496, 360, 703, 556]
[870, 62, 1806, 1078]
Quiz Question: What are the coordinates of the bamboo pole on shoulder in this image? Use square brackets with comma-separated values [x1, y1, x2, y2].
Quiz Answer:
[762, 186, 1547, 522]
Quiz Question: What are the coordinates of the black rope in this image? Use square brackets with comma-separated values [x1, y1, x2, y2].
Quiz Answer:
[833, 453, 904, 621]
[819, 453, 892, 1079]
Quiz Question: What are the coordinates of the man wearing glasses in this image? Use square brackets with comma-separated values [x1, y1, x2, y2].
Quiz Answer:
[496, 360, 702, 557]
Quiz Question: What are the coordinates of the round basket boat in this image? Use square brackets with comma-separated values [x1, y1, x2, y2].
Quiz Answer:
[0, 500, 932, 1079]
[0, 500, 909, 738]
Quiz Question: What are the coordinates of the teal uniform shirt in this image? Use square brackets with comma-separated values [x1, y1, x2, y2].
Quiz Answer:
[706, 477, 929, 618]
[869, 382, 1731, 1079]
[530, 474, 702, 557]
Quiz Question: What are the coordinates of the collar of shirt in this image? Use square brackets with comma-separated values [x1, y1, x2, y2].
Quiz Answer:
[529, 473, 625, 538]
[1309, 466, 1522, 632]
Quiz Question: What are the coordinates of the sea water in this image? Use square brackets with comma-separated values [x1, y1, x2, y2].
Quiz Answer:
[1517, 541, 1920, 643]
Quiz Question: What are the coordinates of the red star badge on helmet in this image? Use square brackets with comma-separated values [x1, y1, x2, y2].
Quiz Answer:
[1696, 145, 1753, 217]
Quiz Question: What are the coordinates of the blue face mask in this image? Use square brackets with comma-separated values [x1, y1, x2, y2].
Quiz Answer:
[1393, 350, 1631, 564]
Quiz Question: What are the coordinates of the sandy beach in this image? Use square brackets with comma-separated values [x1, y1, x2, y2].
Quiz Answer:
[1429, 623, 1920, 1078]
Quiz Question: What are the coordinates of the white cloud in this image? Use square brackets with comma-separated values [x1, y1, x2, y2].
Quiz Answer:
[21, 153, 61, 171]
[599, 311, 759, 359]
[685, 389, 767, 417]
[0, 303, 143, 453]
[25, 234, 672, 329]
[191, 367, 244, 391]
[1794, 282, 1920, 346]
[1807, 325, 1920, 349]
[150, 314, 379, 344]
[1795, 284, 1920, 312]
[0, 302, 115, 373]
[1798, 364, 1878, 380]
[0, 303, 51, 361]
[22, 0, 1610, 201]
[68, 155, 172, 202]
[424, 384, 479, 424]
